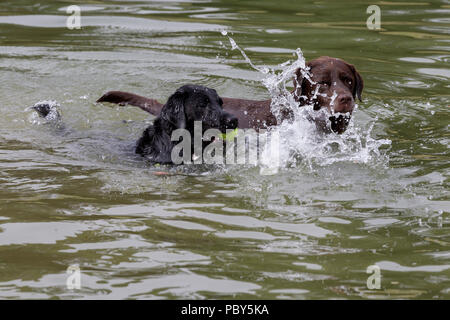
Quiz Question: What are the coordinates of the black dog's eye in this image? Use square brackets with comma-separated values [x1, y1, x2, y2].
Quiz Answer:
[198, 97, 209, 108]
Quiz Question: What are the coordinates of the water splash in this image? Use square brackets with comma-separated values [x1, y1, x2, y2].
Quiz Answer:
[222, 32, 391, 170]
[26, 100, 62, 125]
[222, 30, 270, 75]
[272, 108, 391, 169]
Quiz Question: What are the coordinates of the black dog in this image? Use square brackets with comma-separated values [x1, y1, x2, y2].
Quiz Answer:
[135, 84, 238, 164]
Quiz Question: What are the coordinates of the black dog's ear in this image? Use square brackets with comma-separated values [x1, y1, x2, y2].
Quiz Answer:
[160, 87, 187, 129]
[292, 68, 303, 102]
[348, 64, 364, 101]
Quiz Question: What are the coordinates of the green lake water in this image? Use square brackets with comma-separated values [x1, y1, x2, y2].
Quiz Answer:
[0, 0, 448, 299]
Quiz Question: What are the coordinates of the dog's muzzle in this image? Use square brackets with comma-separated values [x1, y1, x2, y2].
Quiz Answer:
[220, 113, 238, 132]
[329, 114, 351, 134]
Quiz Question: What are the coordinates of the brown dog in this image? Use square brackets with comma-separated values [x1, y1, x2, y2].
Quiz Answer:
[97, 56, 363, 134]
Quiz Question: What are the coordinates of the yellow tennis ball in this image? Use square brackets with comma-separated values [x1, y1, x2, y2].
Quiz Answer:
[220, 128, 238, 141]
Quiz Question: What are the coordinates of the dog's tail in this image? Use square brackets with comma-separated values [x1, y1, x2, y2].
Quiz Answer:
[96, 91, 163, 116]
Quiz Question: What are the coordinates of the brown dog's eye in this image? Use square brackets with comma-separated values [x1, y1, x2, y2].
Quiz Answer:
[342, 77, 352, 87]
[319, 81, 330, 86]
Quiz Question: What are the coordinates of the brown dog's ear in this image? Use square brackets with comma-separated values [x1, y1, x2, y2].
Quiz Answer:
[292, 68, 308, 105]
[160, 87, 187, 129]
[349, 64, 364, 101]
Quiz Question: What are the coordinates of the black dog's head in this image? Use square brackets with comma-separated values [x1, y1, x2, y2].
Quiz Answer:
[136, 84, 238, 164]
[293, 56, 364, 134]
[160, 84, 238, 134]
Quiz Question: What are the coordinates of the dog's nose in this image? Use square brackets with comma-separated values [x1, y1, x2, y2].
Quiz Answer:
[223, 114, 238, 129]
[334, 94, 353, 113]
[338, 94, 352, 104]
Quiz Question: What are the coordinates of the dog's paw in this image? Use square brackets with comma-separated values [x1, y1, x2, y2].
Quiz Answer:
[27, 100, 62, 122]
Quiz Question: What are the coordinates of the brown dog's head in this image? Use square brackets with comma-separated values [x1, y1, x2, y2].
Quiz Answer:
[293, 56, 363, 134]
